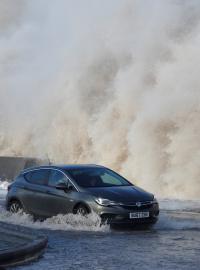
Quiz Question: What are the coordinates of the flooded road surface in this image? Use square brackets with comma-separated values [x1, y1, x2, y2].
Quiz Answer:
[0, 182, 200, 270]
[14, 226, 200, 270]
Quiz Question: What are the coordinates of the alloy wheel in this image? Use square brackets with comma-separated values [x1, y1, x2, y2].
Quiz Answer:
[9, 201, 22, 213]
[76, 206, 88, 216]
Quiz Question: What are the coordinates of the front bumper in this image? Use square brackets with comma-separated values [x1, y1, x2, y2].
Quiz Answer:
[93, 201, 159, 225]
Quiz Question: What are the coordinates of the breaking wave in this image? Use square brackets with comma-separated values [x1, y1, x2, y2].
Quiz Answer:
[1, 1, 200, 199]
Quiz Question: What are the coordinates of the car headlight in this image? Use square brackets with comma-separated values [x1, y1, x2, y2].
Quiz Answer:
[95, 198, 120, 206]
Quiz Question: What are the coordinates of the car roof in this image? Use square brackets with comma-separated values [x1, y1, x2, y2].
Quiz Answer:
[21, 164, 104, 173]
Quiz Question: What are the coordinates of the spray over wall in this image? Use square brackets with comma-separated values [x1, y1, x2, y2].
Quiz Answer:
[1, 0, 200, 198]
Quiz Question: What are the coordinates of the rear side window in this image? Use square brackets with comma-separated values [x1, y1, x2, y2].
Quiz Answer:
[24, 169, 50, 185]
[48, 170, 68, 187]
[24, 172, 32, 182]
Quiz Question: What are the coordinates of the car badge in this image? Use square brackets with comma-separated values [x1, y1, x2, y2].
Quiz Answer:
[136, 202, 142, 207]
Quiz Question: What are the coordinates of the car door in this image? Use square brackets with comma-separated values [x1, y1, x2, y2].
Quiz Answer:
[44, 169, 78, 216]
[23, 168, 51, 217]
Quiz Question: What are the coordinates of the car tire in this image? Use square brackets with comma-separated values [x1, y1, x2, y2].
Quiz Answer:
[75, 204, 89, 216]
[9, 200, 23, 214]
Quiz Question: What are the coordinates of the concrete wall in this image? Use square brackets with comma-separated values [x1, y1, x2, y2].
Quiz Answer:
[0, 156, 49, 181]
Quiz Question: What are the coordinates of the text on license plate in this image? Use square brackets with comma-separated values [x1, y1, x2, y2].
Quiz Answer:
[129, 212, 149, 219]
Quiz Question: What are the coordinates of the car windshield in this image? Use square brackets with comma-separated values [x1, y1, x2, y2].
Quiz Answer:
[66, 167, 131, 188]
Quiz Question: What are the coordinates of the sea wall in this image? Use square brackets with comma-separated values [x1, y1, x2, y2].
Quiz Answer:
[0, 156, 48, 181]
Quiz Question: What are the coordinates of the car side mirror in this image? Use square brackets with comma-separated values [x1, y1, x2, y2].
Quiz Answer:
[56, 182, 68, 191]
[55, 182, 73, 192]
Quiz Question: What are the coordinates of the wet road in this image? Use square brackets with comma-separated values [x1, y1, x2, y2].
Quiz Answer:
[14, 228, 200, 270]
[0, 184, 200, 270]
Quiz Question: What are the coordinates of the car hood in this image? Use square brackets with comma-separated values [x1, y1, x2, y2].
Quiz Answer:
[87, 185, 153, 203]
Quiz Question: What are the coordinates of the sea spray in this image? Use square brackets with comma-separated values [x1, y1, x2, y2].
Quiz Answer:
[0, 1, 200, 199]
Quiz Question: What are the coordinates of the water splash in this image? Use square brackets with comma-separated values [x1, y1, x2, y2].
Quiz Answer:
[0, 184, 109, 231]
[0, 207, 109, 232]
[0, 180, 9, 190]
[1, 1, 200, 199]
[0, 199, 200, 232]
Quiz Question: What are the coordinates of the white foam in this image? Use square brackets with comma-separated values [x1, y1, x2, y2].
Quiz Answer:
[0, 205, 109, 232]
[0, 180, 9, 190]
[0, 181, 9, 200]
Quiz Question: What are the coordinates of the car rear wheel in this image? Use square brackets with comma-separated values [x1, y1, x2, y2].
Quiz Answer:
[75, 205, 89, 216]
[9, 200, 23, 213]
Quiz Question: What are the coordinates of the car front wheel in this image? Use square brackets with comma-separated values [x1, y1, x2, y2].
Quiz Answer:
[75, 205, 89, 216]
[9, 200, 23, 213]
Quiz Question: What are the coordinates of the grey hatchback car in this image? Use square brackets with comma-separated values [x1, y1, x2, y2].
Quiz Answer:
[6, 164, 159, 225]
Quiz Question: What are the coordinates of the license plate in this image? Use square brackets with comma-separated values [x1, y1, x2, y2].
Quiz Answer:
[129, 212, 149, 219]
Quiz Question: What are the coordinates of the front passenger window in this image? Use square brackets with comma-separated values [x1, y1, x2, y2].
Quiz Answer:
[48, 170, 67, 187]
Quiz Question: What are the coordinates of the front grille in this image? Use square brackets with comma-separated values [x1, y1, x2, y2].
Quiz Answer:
[120, 201, 153, 210]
